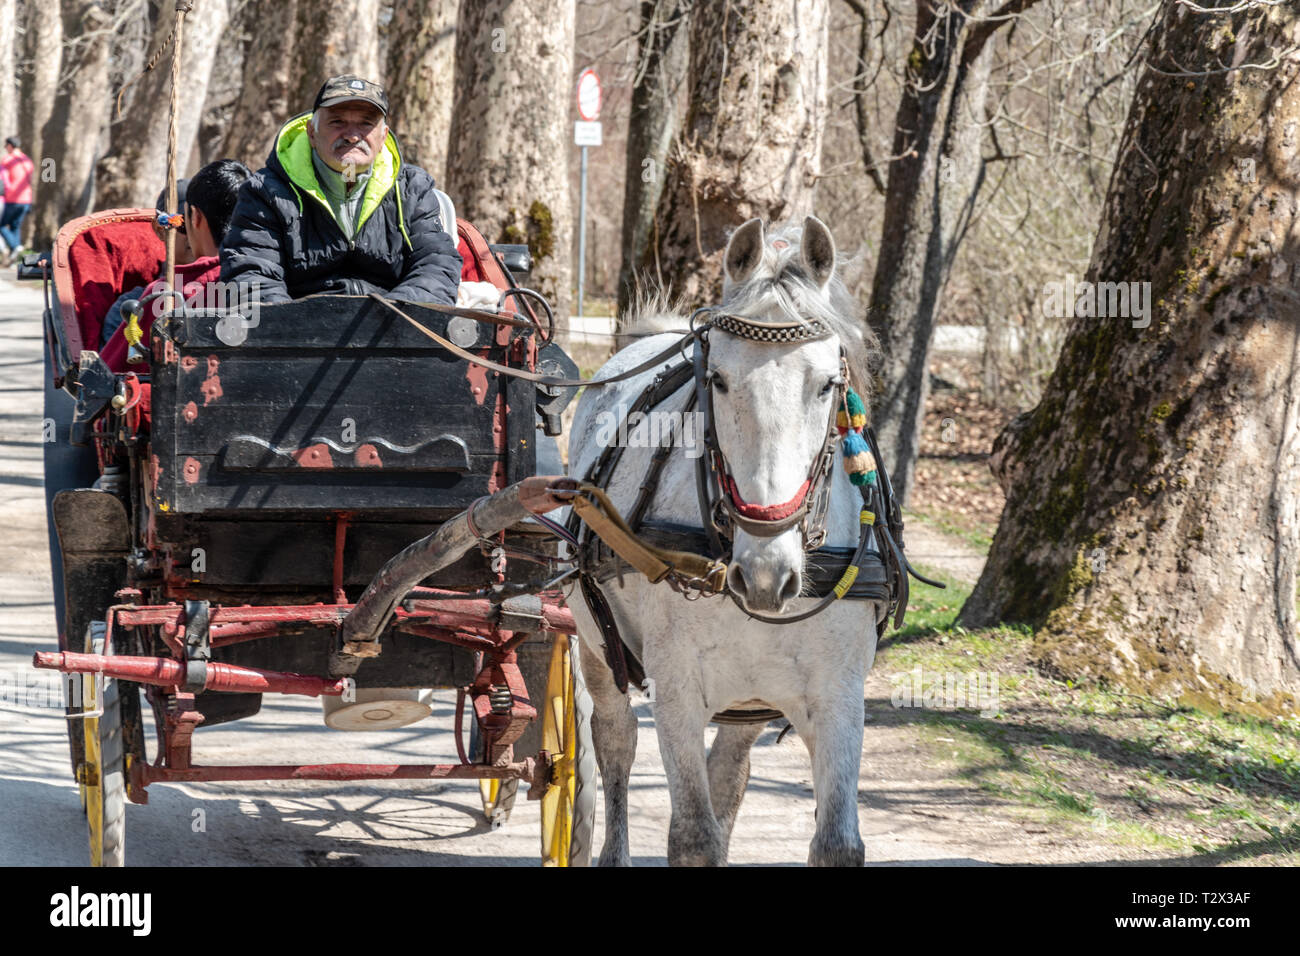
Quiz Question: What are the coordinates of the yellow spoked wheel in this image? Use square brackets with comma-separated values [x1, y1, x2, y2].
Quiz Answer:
[82, 621, 126, 867]
[539, 634, 595, 867]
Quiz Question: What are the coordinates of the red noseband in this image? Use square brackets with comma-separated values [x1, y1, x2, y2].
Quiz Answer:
[721, 474, 813, 522]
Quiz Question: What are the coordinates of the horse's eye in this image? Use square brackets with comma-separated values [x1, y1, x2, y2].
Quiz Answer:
[709, 371, 728, 394]
[819, 376, 842, 398]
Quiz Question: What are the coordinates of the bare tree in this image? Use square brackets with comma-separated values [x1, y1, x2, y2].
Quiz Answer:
[31, 0, 114, 248]
[385, 0, 457, 182]
[18, 0, 64, 175]
[222, 0, 299, 166]
[866, 0, 1049, 506]
[643, 0, 831, 303]
[95, 0, 232, 209]
[445, 0, 575, 321]
[291, 0, 380, 110]
[960, 0, 1300, 708]
[616, 0, 689, 321]
[0, 0, 17, 141]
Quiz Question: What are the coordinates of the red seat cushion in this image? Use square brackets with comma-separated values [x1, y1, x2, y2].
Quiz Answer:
[65, 220, 166, 351]
[458, 235, 485, 283]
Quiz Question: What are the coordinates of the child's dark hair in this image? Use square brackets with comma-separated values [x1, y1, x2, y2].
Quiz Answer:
[186, 159, 251, 244]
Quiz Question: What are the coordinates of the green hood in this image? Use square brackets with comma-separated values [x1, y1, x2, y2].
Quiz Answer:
[272, 113, 411, 246]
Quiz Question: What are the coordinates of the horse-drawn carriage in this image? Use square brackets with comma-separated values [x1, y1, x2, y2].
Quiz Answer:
[33, 207, 595, 866]
[31, 204, 927, 867]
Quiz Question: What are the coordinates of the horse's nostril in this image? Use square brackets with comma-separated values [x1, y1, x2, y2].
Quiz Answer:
[727, 564, 752, 601]
[778, 571, 801, 604]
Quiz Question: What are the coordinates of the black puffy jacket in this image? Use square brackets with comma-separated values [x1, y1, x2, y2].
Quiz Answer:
[220, 114, 462, 304]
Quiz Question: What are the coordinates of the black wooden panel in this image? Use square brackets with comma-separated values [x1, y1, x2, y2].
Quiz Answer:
[151, 297, 527, 517]
[212, 627, 475, 689]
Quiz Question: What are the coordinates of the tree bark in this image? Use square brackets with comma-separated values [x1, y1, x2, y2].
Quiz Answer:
[0, 0, 17, 143]
[31, 0, 114, 249]
[616, 0, 689, 323]
[385, 0, 456, 183]
[290, 0, 380, 111]
[222, 0, 299, 167]
[643, 0, 830, 304]
[444, 0, 575, 322]
[95, 0, 232, 210]
[959, 1, 1300, 711]
[18, 0, 63, 174]
[867, 0, 1011, 506]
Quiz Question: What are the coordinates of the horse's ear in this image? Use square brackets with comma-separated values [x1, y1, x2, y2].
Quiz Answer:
[724, 218, 765, 283]
[801, 216, 836, 288]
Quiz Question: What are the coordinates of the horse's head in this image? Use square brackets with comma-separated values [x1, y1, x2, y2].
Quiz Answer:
[708, 216, 874, 614]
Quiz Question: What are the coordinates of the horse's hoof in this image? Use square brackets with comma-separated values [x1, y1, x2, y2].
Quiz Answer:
[808, 840, 865, 867]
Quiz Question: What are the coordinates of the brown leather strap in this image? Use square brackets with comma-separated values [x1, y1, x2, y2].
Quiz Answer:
[568, 484, 727, 593]
[369, 293, 702, 389]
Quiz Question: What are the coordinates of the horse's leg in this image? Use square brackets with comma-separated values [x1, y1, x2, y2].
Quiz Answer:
[652, 682, 723, 866]
[577, 635, 638, 867]
[706, 722, 765, 852]
[792, 686, 867, 867]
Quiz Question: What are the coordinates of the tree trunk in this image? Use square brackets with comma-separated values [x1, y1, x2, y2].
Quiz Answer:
[959, 1, 1300, 712]
[444, 0, 575, 323]
[290, 0, 380, 111]
[95, 0, 232, 209]
[222, 0, 299, 166]
[0, 0, 17, 142]
[31, 0, 113, 249]
[385, 0, 456, 183]
[18, 0, 63, 175]
[615, 0, 688, 323]
[867, 0, 1007, 506]
[643, 0, 829, 304]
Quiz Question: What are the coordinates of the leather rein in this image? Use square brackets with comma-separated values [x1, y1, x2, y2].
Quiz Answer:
[372, 294, 920, 629]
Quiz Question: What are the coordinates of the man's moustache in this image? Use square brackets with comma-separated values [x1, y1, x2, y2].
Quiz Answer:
[333, 140, 371, 153]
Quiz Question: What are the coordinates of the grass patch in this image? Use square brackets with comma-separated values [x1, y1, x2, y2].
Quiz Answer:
[869, 620, 1300, 863]
[883, 562, 975, 644]
[906, 507, 995, 551]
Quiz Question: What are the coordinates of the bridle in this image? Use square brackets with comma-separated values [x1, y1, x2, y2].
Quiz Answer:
[687, 307, 878, 625]
[691, 307, 845, 551]
[370, 293, 930, 631]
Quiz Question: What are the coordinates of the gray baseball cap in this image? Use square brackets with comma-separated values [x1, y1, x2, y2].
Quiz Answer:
[314, 75, 389, 115]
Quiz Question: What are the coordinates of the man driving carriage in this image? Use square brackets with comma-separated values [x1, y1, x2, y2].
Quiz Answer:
[220, 75, 462, 304]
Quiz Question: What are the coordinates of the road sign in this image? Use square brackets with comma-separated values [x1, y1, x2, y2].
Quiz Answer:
[576, 68, 602, 121]
[574, 121, 603, 147]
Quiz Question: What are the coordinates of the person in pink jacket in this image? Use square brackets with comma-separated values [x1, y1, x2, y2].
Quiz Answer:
[2, 136, 35, 262]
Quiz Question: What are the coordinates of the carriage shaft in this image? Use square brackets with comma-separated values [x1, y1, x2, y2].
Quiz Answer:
[33, 650, 350, 698]
[137, 759, 542, 785]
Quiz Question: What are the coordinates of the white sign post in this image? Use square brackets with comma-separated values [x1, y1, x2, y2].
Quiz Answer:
[575, 68, 601, 320]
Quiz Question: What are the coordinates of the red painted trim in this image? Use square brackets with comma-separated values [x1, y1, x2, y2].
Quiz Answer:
[722, 474, 812, 522]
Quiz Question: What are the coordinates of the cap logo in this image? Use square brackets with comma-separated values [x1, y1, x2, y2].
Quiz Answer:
[349, 80, 365, 90]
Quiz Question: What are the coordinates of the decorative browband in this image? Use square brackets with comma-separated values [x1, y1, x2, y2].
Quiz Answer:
[712, 312, 831, 342]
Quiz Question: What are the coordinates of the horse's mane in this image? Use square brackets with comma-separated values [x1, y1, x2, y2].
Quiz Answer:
[720, 221, 880, 398]
[620, 221, 881, 400]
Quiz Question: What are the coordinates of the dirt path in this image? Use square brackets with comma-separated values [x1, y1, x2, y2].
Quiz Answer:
[0, 277, 1206, 866]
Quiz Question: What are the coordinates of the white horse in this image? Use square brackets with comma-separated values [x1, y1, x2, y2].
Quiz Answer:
[564, 217, 884, 866]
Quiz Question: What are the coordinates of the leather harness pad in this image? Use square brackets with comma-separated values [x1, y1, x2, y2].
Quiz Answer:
[588, 520, 891, 603]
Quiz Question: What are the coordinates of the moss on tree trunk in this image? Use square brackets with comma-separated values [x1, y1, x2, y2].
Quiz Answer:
[959, 1, 1300, 716]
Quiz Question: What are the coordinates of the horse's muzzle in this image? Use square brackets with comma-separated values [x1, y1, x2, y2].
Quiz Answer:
[727, 561, 802, 613]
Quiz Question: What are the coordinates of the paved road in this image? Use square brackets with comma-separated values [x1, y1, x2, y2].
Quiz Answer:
[0, 276, 979, 867]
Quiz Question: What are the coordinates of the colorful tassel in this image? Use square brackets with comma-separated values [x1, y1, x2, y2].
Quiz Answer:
[838, 387, 877, 486]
